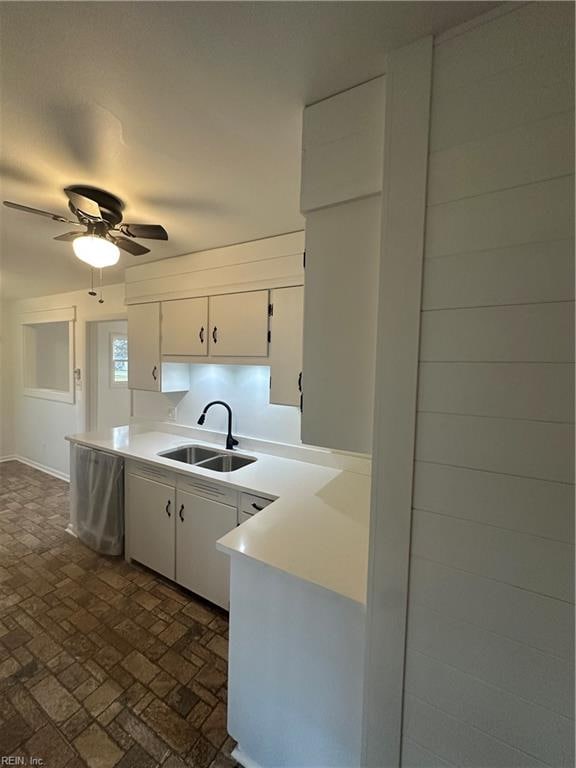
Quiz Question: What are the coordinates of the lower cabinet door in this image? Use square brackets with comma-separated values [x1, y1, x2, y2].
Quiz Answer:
[126, 473, 175, 579]
[176, 489, 237, 609]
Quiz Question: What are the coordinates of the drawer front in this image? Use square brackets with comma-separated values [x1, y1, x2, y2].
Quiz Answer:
[126, 460, 174, 486]
[240, 492, 275, 516]
[177, 474, 238, 506]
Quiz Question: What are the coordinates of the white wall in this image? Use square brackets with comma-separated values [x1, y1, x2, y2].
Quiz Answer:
[5, 284, 126, 477]
[132, 364, 301, 446]
[89, 319, 130, 431]
[0, 299, 15, 458]
[402, 4, 574, 766]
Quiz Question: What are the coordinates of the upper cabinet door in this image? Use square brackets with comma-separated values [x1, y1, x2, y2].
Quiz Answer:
[128, 302, 161, 391]
[269, 286, 304, 407]
[209, 291, 269, 357]
[302, 196, 381, 453]
[161, 298, 208, 356]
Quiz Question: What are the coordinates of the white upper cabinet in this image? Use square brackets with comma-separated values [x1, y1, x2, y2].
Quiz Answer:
[302, 197, 381, 452]
[301, 77, 385, 212]
[128, 302, 161, 391]
[162, 297, 208, 356]
[209, 291, 270, 357]
[299, 77, 385, 452]
[269, 286, 304, 407]
[128, 303, 190, 392]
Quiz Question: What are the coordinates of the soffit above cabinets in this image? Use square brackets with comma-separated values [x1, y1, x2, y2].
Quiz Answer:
[124, 231, 305, 304]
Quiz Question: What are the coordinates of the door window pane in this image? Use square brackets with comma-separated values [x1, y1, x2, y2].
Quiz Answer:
[111, 333, 128, 385]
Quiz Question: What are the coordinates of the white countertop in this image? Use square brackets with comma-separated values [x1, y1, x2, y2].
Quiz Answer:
[66, 427, 371, 605]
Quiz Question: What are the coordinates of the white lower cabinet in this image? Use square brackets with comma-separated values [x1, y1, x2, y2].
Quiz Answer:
[125, 466, 239, 609]
[176, 489, 237, 609]
[125, 473, 175, 579]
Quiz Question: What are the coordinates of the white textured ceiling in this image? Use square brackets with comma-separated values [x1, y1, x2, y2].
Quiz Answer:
[0, 1, 497, 299]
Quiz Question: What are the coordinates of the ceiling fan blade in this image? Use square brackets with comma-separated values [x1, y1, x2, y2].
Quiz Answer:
[112, 236, 150, 256]
[64, 188, 102, 220]
[54, 231, 81, 242]
[121, 223, 168, 240]
[3, 200, 73, 223]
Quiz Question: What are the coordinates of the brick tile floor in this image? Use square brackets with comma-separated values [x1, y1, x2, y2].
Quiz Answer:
[0, 461, 239, 768]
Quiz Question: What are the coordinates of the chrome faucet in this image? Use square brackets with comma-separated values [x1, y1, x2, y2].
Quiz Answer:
[197, 400, 239, 450]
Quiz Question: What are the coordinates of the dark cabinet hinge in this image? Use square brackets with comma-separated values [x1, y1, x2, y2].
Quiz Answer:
[267, 330, 271, 343]
[268, 303, 274, 316]
[303, 250, 306, 268]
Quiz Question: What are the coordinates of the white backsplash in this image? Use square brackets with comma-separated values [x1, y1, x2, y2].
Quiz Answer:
[132, 364, 302, 445]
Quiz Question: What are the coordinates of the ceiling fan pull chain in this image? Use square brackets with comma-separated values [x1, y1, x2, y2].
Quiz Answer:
[98, 269, 104, 304]
[88, 269, 97, 297]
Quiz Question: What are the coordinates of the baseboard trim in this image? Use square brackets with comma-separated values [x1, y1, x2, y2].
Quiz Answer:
[231, 746, 262, 768]
[2, 456, 70, 483]
[65, 524, 77, 538]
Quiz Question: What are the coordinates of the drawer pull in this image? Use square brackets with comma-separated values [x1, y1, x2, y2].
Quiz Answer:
[251, 503, 264, 512]
[199, 327, 205, 344]
[212, 326, 218, 343]
[152, 365, 158, 381]
[178, 504, 184, 521]
[165, 500, 171, 517]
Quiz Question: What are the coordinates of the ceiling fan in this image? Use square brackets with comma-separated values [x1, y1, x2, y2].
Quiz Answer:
[3, 185, 168, 268]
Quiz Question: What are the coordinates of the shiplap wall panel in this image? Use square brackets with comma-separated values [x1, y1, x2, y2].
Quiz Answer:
[413, 462, 574, 543]
[420, 302, 574, 363]
[404, 695, 550, 768]
[409, 558, 573, 660]
[396, 6, 575, 765]
[430, 49, 575, 152]
[422, 239, 574, 309]
[416, 412, 573, 483]
[428, 110, 574, 205]
[432, 2, 574, 95]
[407, 604, 573, 717]
[418, 362, 574, 423]
[404, 651, 573, 767]
[425, 175, 574, 259]
[412, 509, 574, 601]
[401, 736, 455, 768]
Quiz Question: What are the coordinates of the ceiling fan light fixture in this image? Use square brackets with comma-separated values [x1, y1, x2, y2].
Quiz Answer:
[72, 235, 120, 268]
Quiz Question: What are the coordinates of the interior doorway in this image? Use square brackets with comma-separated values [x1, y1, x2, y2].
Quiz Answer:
[86, 319, 131, 431]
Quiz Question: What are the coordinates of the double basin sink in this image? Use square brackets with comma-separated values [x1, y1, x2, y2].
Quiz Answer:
[158, 444, 256, 473]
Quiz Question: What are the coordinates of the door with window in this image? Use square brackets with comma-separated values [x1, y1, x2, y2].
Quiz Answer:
[88, 320, 131, 431]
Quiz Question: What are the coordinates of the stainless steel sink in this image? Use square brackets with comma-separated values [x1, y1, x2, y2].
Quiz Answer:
[158, 445, 221, 464]
[197, 454, 256, 472]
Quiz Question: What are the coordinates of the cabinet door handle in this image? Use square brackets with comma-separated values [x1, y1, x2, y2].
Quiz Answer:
[298, 371, 302, 392]
[165, 500, 171, 517]
[212, 326, 218, 343]
[199, 327, 205, 344]
[152, 365, 158, 381]
[251, 503, 264, 512]
[178, 504, 184, 521]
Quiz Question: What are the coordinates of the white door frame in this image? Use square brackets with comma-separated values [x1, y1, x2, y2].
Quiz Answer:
[84, 316, 130, 432]
[362, 36, 433, 767]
